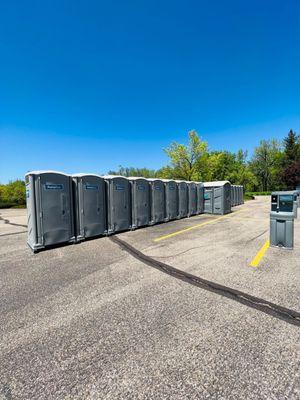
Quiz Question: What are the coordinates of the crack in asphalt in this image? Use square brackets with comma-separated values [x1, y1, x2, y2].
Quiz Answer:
[0, 215, 27, 228]
[110, 235, 300, 327]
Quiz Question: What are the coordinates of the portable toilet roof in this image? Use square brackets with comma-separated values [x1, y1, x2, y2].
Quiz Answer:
[102, 175, 128, 179]
[203, 181, 230, 187]
[25, 170, 70, 177]
[72, 173, 102, 178]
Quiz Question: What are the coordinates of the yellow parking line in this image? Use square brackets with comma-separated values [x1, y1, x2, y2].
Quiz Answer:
[249, 239, 270, 267]
[154, 210, 243, 242]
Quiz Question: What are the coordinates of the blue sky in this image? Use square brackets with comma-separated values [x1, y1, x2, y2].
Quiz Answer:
[1, 0, 300, 182]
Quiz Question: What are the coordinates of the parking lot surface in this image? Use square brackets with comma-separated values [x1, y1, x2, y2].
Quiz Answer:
[0, 197, 299, 400]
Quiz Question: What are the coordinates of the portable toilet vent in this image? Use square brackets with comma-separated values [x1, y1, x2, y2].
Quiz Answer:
[104, 176, 131, 234]
[72, 174, 106, 241]
[128, 177, 151, 229]
[25, 170, 75, 252]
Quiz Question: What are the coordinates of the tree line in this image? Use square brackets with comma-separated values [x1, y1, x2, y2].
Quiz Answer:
[1, 129, 300, 207]
[109, 129, 300, 192]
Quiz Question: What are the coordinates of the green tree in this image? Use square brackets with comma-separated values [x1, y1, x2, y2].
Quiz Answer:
[164, 130, 210, 180]
[107, 166, 157, 178]
[249, 140, 284, 191]
[283, 129, 300, 163]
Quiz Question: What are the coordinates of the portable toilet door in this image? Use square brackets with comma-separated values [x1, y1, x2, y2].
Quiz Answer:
[176, 181, 188, 219]
[163, 180, 178, 221]
[204, 188, 214, 214]
[196, 182, 204, 214]
[230, 185, 235, 207]
[104, 176, 131, 234]
[129, 177, 150, 229]
[187, 181, 197, 217]
[25, 171, 75, 252]
[72, 174, 106, 241]
[234, 185, 238, 206]
[241, 186, 244, 204]
[148, 179, 165, 225]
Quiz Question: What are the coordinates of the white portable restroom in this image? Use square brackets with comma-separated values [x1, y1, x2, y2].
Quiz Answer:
[148, 179, 165, 225]
[72, 174, 106, 241]
[162, 179, 178, 221]
[187, 181, 197, 217]
[104, 175, 131, 234]
[128, 177, 151, 229]
[25, 170, 75, 252]
[176, 180, 188, 219]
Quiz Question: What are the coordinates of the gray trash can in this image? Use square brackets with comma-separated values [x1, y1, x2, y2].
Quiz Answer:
[72, 174, 106, 241]
[25, 170, 75, 252]
[270, 192, 295, 249]
[129, 177, 151, 229]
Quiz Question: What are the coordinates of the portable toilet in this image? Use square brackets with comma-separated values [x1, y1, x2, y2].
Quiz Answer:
[230, 185, 235, 207]
[187, 181, 197, 217]
[104, 175, 131, 234]
[162, 179, 178, 221]
[203, 181, 231, 215]
[25, 170, 75, 252]
[195, 182, 204, 214]
[72, 174, 106, 241]
[176, 180, 188, 219]
[234, 185, 238, 206]
[241, 186, 244, 204]
[128, 177, 151, 229]
[148, 179, 165, 225]
[239, 186, 243, 204]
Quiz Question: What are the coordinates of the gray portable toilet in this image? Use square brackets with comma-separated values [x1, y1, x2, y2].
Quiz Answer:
[240, 186, 244, 204]
[234, 185, 238, 206]
[204, 181, 231, 215]
[162, 179, 178, 221]
[104, 175, 131, 234]
[148, 179, 165, 225]
[72, 174, 106, 241]
[230, 185, 235, 207]
[128, 177, 150, 229]
[187, 181, 197, 217]
[25, 170, 75, 252]
[176, 180, 188, 219]
[195, 182, 204, 214]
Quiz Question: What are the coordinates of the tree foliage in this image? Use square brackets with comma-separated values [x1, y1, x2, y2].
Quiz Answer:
[1, 129, 300, 208]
